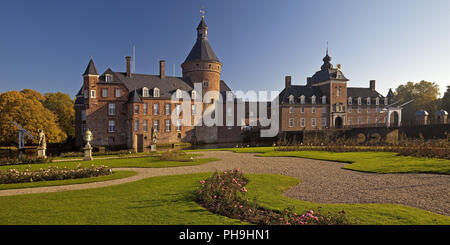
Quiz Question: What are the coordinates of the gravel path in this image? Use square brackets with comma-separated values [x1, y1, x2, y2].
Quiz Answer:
[0, 151, 448, 216]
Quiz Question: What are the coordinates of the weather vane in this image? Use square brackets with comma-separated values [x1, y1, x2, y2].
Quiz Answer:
[200, 6, 205, 18]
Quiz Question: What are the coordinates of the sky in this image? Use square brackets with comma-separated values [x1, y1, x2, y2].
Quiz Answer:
[0, 0, 449, 98]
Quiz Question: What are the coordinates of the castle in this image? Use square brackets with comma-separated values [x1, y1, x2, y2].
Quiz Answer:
[74, 17, 241, 150]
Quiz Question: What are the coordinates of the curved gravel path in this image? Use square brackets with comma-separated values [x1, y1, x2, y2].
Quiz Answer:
[0, 151, 448, 216]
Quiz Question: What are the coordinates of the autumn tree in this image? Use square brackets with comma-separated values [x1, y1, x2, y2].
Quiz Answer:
[0, 91, 66, 145]
[394, 80, 440, 124]
[43, 92, 75, 139]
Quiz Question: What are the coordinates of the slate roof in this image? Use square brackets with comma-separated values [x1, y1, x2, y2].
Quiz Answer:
[83, 59, 98, 76]
[184, 18, 220, 63]
[278, 85, 325, 104]
[307, 52, 348, 84]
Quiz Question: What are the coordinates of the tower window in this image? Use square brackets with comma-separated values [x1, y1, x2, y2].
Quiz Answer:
[203, 81, 209, 88]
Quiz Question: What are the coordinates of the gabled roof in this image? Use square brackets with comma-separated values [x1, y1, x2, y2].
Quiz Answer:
[128, 90, 142, 103]
[83, 58, 99, 76]
[387, 88, 395, 98]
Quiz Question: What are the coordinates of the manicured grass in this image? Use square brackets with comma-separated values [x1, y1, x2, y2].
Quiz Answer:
[0, 171, 137, 190]
[258, 151, 450, 174]
[0, 173, 447, 225]
[0, 155, 218, 172]
[245, 174, 450, 225]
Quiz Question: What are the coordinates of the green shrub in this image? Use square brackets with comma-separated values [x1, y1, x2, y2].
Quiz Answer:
[159, 151, 193, 162]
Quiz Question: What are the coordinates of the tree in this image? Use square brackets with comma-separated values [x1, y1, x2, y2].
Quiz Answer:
[0, 91, 66, 145]
[394, 80, 440, 124]
[441, 86, 450, 112]
[43, 92, 75, 139]
[21, 89, 46, 102]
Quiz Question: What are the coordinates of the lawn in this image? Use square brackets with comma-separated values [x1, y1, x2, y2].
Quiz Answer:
[191, 147, 450, 175]
[0, 173, 447, 225]
[0, 155, 218, 172]
[0, 171, 136, 190]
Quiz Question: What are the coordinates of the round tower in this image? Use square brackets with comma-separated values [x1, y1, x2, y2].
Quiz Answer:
[181, 16, 222, 103]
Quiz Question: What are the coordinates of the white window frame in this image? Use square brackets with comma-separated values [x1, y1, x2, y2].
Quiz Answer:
[192, 104, 196, 116]
[348, 97, 352, 105]
[143, 120, 148, 132]
[289, 107, 294, 114]
[153, 103, 159, 115]
[289, 118, 294, 127]
[300, 95, 305, 104]
[322, 96, 326, 104]
[134, 120, 139, 131]
[105, 74, 112, 82]
[90, 90, 96, 98]
[143, 103, 148, 115]
[142, 87, 149, 97]
[153, 88, 160, 98]
[312, 107, 316, 113]
[300, 118, 305, 127]
[289, 95, 294, 104]
[367, 97, 371, 105]
[311, 95, 316, 104]
[176, 119, 182, 131]
[311, 118, 316, 127]
[322, 118, 326, 126]
[358, 97, 362, 105]
[165, 104, 171, 115]
[165, 119, 171, 132]
[300, 107, 304, 114]
[153, 120, 159, 131]
[115, 88, 121, 98]
[102, 88, 108, 98]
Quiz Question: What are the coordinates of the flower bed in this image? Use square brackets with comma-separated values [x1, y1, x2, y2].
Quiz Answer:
[0, 165, 112, 184]
[0, 155, 52, 166]
[196, 169, 349, 225]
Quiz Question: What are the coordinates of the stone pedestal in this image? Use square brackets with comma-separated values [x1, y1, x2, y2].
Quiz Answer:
[150, 144, 157, 152]
[37, 147, 47, 159]
[83, 146, 93, 161]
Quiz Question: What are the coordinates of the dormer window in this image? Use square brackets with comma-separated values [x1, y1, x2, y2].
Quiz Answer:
[322, 96, 326, 104]
[348, 97, 352, 105]
[288, 95, 294, 104]
[358, 97, 362, 105]
[226, 92, 233, 102]
[105, 74, 112, 82]
[366, 97, 371, 105]
[311, 95, 316, 104]
[176, 89, 182, 99]
[153, 88, 160, 98]
[300, 95, 305, 104]
[142, 87, 149, 97]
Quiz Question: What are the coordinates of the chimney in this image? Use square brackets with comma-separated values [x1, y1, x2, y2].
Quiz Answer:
[159, 60, 165, 79]
[126, 56, 131, 77]
[370, 80, 376, 91]
[285, 76, 291, 88]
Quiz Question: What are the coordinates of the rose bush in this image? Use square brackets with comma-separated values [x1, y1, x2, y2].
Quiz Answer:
[196, 169, 349, 225]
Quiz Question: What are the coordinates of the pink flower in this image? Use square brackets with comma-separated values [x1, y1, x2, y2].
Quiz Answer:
[241, 187, 247, 193]
[213, 195, 217, 199]
[239, 205, 243, 209]
[200, 180, 205, 185]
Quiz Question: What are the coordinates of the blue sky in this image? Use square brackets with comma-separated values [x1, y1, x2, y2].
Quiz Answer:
[0, 0, 449, 98]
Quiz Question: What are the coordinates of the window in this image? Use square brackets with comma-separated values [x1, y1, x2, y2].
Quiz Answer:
[115, 88, 121, 98]
[102, 88, 108, 98]
[107, 120, 115, 132]
[203, 81, 209, 88]
[165, 104, 171, 115]
[81, 123, 86, 135]
[337, 86, 341, 97]
[376, 107, 379, 113]
[311, 95, 316, 104]
[176, 89, 182, 99]
[90, 90, 96, 98]
[384, 97, 388, 105]
[134, 120, 139, 131]
[143, 104, 148, 115]
[192, 90, 197, 100]
[322, 118, 326, 126]
[348, 118, 352, 125]
[108, 103, 115, 115]
[226, 92, 233, 101]
[358, 97, 362, 105]
[300, 118, 305, 127]
[192, 104, 196, 116]
[376, 97, 380, 105]
[322, 107, 327, 114]
[289, 107, 294, 114]
[81, 110, 86, 121]
[143, 120, 148, 132]
[311, 118, 316, 127]
[153, 120, 159, 131]
[84, 90, 88, 99]
[312, 107, 316, 113]
[176, 119, 182, 131]
[289, 95, 294, 104]
[357, 107, 361, 113]
[357, 118, 361, 125]
[348, 107, 352, 113]
[367, 107, 370, 113]
[176, 104, 181, 116]
[367, 97, 371, 105]
[367, 117, 370, 124]
[300, 95, 305, 104]
[300, 107, 304, 114]
[134, 105, 139, 114]
[165, 120, 171, 132]
[322, 96, 326, 104]
[153, 88, 160, 98]
[153, 103, 159, 115]
[289, 118, 294, 127]
[105, 74, 112, 82]
[348, 97, 352, 105]
[142, 87, 149, 97]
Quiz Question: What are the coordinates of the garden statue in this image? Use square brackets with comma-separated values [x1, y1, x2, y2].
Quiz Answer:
[83, 129, 93, 161]
[37, 129, 47, 158]
[150, 127, 157, 152]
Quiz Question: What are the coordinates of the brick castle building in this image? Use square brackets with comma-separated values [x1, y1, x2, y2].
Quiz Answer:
[74, 17, 241, 150]
[278, 50, 395, 132]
